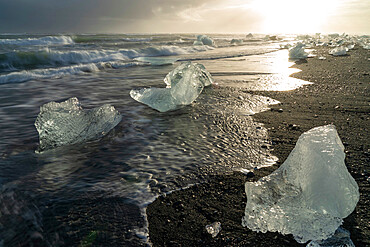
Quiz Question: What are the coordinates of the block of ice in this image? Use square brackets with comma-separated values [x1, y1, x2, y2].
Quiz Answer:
[130, 62, 213, 112]
[205, 222, 221, 238]
[242, 125, 359, 243]
[307, 227, 355, 247]
[289, 42, 308, 59]
[35, 97, 122, 152]
[329, 46, 348, 56]
[246, 33, 254, 38]
[195, 35, 215, 46]
[231, 39, 243, 45]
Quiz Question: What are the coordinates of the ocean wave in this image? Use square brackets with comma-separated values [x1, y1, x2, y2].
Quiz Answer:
[0, 61, 145, 84]
[0, 36, 74, 46]
[122, 37, 153, 42]
[119, 45, 214, 58]
[0, 49, 128, 70]
[0, 45, 213, 71]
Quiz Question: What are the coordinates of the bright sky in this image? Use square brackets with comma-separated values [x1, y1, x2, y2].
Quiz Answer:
[0, 0, 369, 34]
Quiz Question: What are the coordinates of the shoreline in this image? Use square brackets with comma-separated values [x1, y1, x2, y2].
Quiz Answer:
[146, 46, 369, 246]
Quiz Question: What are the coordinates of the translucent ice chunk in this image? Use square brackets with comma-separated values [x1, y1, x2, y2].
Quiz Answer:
[129, 88, 180, 112]
[35, 97, 122, 152]
[164, 62, 214, 88]
[289, 42, 308, 59]
[329, 46, 348, 56]
[346, 44, 355, 50]
[307, 227, 355, 247]
[242, 125, 359, 243]
[163, 62, 213, 105]
[205, 222, 221, 238]
[231, 39, 243, 45]
[195, 35, 215, 46]
[130, 62, 213, 112]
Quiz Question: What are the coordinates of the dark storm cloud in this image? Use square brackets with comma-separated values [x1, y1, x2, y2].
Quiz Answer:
[0, 0, 214, 33]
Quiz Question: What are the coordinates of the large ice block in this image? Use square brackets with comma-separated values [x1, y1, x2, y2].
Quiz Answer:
[329, 46, 348, 56]
[242, 125, 359, 243]
[289, 42, 308, 59]
[194, 35, 215, 46]
[35, 97, 122, 152]
[131, 62, 213, 112]
[231, 39, 243, 45]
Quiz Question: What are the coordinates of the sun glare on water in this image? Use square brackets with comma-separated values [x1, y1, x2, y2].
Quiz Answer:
[250, 0, 340, 34]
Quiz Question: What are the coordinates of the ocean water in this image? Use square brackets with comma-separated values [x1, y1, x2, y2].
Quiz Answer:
[0, 33, 309, 246]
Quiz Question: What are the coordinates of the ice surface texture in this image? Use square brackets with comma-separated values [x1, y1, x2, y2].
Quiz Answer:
[289, 42, 308, 59]
[130, 62, 213, 112]
[242, 125, 359, 243]
[307, 227, 355, 247]
[35, 97, 122, 152]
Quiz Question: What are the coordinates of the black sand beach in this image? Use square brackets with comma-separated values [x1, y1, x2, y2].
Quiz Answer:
[147, 46, 370, 246]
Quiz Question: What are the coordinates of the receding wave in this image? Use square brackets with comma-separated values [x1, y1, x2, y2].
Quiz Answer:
[0, 45, 213, 71]
[0, 36, 74, 46]
[0, 62, 143, 84]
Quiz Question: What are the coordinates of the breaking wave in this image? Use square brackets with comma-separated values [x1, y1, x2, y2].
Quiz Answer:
[0, 49, 128, 71]
[119, 45, 214, 58]
[0, 45, 213, 71]
[122, 37, 153, 42]
[0, 36, 74, 46]
[0, 62, 144, 84]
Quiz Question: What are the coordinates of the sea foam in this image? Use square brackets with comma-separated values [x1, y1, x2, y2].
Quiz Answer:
[0, 36, 74, 46]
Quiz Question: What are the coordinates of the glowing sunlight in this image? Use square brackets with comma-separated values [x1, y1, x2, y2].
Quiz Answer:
[250, 0, 341, 33]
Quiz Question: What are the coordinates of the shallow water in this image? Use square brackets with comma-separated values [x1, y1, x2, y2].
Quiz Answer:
[0, 33, 309, 246]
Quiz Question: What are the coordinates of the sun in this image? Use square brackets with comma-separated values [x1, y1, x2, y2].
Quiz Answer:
[250, 0, 340, 34]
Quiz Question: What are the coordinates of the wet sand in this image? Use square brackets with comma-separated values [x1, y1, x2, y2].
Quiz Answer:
[147, 46, 369, 246]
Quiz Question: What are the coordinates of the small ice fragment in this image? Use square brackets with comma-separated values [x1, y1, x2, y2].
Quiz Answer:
[346, 44, 355, 50]
[361, 43, 370, 49]
[319, 56, 326, 60]
[242, 125, 359, 244]
[280, 43, 292, 49]
[35, 97, 122, 152]
[289, 42, 308, 59]
[130, 62, 213, 112]
[246, 33, 253, 39]
[194, 35, 215, 46]
[231, 39, 243, 45]
[205, 222, 221, 238]
[307, 227, 355, 247]
[329, 46, 348, 56]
